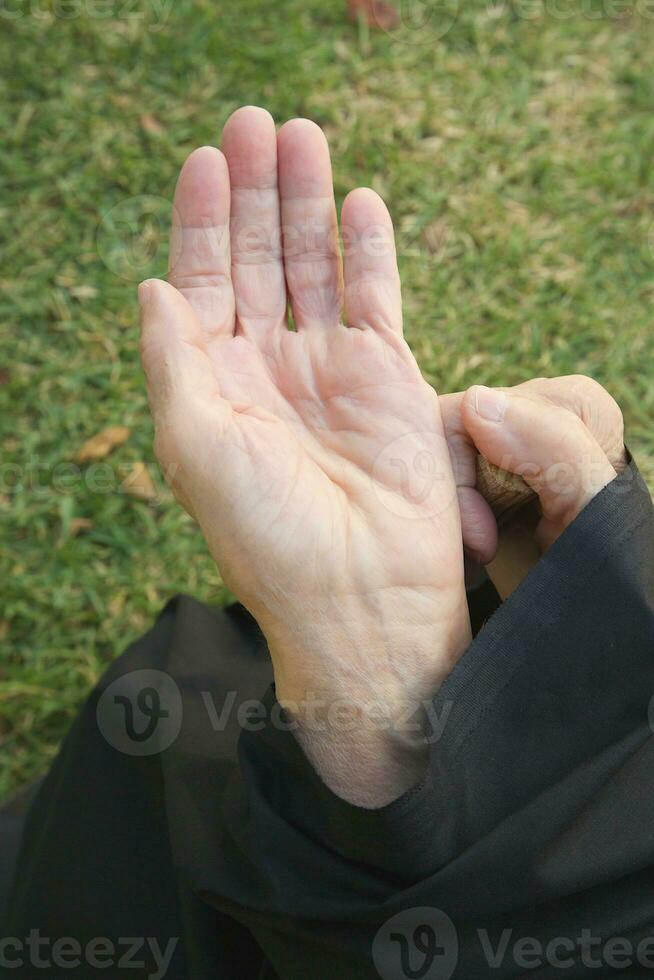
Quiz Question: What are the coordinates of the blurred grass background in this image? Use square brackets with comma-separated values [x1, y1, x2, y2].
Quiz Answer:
[1, 0, 653, 799]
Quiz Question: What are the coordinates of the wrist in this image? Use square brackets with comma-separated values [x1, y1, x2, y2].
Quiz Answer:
[267, 586, 471, 708]
[264, 587, 471, 807]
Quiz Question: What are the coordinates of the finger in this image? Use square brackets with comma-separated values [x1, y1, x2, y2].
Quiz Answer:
[515, 375, 626, 471]
[440, 392, 498, 564]
[277, 118, 343, 331]
[168, 147, 235, 338]
[221, 106, 287, 342]
[461, 385, 617, 548]
[341, 187, 402, 335]
[139, 278, 225, 424]
[456, 486, 498, 566]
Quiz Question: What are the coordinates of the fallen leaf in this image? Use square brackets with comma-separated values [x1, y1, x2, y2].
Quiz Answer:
[55, 273, 76, 287]
[121, 462, 157, 501]
[76, 426, 130, 463]
[70, 517, 94, 537]
[442, 125, 466, 139]
[0, 620, 8, 642]
[347, 0, 399, 30]
[423, 219, 451, 254]
[108, 593, 126, 617]
[69, 285, 99, 300]
[140, 113, 166, 136]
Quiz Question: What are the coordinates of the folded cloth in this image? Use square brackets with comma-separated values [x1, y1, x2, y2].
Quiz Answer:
[4, 460, 653, 979]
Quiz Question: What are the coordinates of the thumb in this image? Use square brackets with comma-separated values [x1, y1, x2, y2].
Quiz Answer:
[139, 278, 223, 421]
[139, 278, 231, 504]
[461, 385, 618, 548]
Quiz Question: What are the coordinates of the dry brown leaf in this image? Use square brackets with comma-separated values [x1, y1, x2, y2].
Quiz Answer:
[76, 426, 130, 463]
[423, 219, 451, 255]
[347, 0, 399, 30]
[69, 285, 99, 300]
[140, 113, 166, 136]
[108, 593, 126, 617]
[442, 125, 467, 139]
[70, 517, 94, 537]
[121, 462, 157, 501]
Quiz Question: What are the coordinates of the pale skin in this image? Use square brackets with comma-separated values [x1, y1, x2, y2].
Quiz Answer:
[441, 375, 626, 597]
[140, 106, 624, 807]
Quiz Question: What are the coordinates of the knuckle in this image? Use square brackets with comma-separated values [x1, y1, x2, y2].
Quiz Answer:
[519, 375, 549, 390]
[564, 373, 606, 403]
[566, 373, 600, 390]
[577, 376, 623, 433]
[558, 374, 624, 441]
[562, 372, 604, 403]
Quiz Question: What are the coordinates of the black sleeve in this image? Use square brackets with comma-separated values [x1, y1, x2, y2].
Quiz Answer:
[6, 461, 653, 979]
[200, 460, 654, 978]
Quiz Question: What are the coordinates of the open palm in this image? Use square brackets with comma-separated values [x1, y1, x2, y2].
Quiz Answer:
[140, 108, 470, 704]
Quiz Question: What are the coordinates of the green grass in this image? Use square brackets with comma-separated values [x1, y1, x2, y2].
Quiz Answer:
[1, 0, 653, 799]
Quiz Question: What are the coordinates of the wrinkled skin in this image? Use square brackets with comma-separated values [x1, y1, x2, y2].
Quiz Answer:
[139, 107, 624, 804]
[139, 107, 472, 722]
[441, 374, 625, 568]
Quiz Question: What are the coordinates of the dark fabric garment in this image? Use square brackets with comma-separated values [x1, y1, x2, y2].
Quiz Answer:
[3, 460, 654, 979]
[0, 782, 40, 930]
[0, 815, 21, 932]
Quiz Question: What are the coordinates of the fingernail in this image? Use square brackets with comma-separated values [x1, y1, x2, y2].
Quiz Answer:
[474, 386, 507, 423]
[138, 280, 152, 304]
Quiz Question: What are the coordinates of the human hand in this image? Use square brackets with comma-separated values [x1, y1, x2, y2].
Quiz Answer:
[139, 107, 471, 804]
[441, 376, 626, 597]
